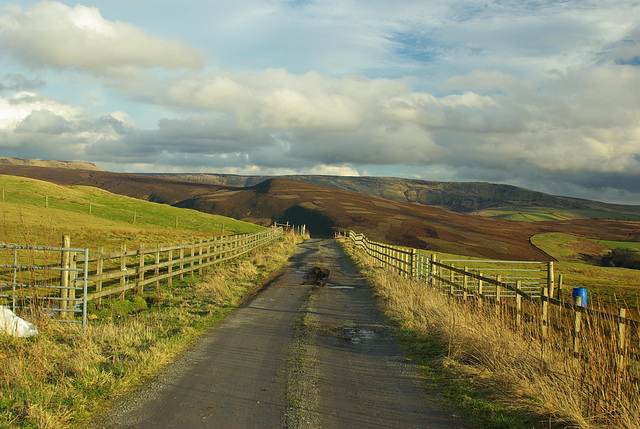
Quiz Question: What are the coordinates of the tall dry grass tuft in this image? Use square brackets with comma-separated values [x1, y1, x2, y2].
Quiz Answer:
[196, 271, 229, 303]
[344, 241, 640, 429]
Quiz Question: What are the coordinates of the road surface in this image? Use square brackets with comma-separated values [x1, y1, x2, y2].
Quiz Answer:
[98, 239, 469, 428]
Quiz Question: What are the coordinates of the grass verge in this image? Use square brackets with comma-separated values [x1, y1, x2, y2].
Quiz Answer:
[0, 231, 302, 429]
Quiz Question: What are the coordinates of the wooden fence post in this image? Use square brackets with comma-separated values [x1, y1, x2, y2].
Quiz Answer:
[213, 237, 219, 265]
[168, 248, 173, 287]
[541, 288, 549, 336]
[477, 272, 483, 308]
[155, 246, 160, 292]
[179, 244, 185, 281]
[60, 235, 71, 319]
[430, 254, 437, 287]
[449, 265, 455, 296]
[547, 261, 554, 301]
[462, 267, 468, 300]
[515, 280, 522, 329]
[190, 245, 195, 274]
[495, 275, 502, 317]
[119, 243, 127, 301]
[138, 244, 145, 295]
[557, 274, 563, 300]
[206, 242, 211, 270]
[573, 296, 582, 357]
[617, 308, 627, 369]
[198, 240, 203, 276]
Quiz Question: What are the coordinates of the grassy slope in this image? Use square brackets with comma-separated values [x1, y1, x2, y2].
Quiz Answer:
[531, 232, 640, 307]
[0, 174, 300, 428]
[0, 175, 263, 250]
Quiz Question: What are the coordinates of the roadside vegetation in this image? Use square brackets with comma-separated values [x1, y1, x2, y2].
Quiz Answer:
[341, 239, 640, 429]
[0, 174, 304, 428]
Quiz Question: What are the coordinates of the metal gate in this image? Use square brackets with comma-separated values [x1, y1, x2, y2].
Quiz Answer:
[0, 244, 89, 332]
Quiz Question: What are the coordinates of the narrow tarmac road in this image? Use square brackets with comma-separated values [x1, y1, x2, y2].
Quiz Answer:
[99, 239, 469, 429]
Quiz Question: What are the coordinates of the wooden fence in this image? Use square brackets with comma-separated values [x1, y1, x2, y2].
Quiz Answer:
[1, 227, 284, 331]
[342, 229, 640, 364]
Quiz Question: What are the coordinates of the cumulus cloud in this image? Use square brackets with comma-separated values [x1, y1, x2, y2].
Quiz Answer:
[168, 70, 368, 131]
[0, 2, 204, 73]
[0, 91, 134, 161]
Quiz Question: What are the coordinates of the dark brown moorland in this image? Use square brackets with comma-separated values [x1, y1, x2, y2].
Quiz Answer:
[0, 164, 638, 261]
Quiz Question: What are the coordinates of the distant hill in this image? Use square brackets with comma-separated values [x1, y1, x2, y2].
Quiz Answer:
[145, 173, 640, 220]
[0, 156, 102, 171]
[2, 164, 639, 261]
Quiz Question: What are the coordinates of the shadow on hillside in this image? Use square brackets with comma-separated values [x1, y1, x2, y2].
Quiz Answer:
[279, 205, 336, 238]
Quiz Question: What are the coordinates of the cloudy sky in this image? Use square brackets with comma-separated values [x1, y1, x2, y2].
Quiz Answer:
[1, 1, 639, 204]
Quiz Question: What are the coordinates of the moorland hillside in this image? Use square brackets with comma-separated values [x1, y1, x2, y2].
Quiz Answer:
[1, 164, 638, 260]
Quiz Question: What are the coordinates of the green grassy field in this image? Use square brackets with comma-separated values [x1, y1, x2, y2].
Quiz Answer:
[531, 232, 640, 309]
[588, 238, 640, 252]
[475, 207, 640, 221]
[0, 175, 263, 251]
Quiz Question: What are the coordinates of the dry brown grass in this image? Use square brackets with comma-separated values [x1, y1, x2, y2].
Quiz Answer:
[343, 240, 640, 429]
[0, 231, 303, 428]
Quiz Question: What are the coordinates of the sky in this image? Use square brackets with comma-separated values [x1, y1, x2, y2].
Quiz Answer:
[0, 1, 639, 204]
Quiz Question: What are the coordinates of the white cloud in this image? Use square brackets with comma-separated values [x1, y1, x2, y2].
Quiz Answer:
[0, 92, 81, 130]
[168, 70, 366, 131]
[0, 2, 204, 73]
[306, 163, 360, 176]
[0, 91, 135, 160]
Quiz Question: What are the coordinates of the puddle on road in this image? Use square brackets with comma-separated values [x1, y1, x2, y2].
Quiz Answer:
[327, 285, 354, 290]
[340, 327, 376, 344]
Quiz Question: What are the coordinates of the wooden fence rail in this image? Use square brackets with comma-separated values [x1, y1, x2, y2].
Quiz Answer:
[78, 227, 283, 303]
[342, 229, 640, 365]
[1, 227, 284, 331]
